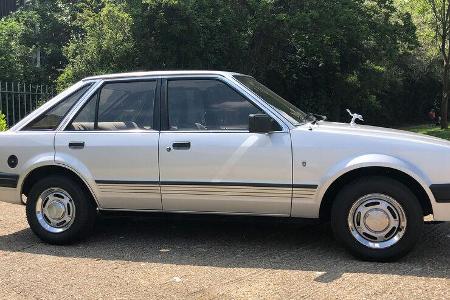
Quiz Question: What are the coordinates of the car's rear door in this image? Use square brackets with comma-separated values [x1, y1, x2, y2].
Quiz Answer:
[159, 76, 292, 216]
[55, 78, 162, 210]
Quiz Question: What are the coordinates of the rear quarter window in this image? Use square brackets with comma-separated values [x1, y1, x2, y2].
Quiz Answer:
[23, 84, 92, 131]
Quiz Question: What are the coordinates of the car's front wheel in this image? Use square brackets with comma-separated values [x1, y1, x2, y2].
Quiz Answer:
[331, 176, 423, 261]
[26, 176, 96, 244]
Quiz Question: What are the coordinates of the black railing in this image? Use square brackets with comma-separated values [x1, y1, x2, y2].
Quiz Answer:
[0, 82, 55, 127]
[0, 0, 25, 18]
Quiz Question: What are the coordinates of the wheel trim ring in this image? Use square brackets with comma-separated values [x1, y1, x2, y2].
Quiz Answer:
[36, 188, 76, 233]
[347, 193, 407, 249]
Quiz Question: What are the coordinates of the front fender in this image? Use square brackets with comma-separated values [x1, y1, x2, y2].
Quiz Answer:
[321, 154, 431, 189]
[292, 153, 437, 219]
[315, 153, 437, 217]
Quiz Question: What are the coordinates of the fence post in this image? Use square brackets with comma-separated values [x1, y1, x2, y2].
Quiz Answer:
[6, 82, 9, 126]
[0, 82, 2, 117]
[23, 82, 26, 116]
[29, 83, 32, 113]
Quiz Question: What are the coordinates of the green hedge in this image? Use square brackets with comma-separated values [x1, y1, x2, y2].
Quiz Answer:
[0, 112, 7, 131]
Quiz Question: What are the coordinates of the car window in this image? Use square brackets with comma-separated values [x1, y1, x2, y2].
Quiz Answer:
[24, 84, 92, 130]
[167, 79, 263, 131]
[234, 75, 307, 125]
[68, 81, 156, 131]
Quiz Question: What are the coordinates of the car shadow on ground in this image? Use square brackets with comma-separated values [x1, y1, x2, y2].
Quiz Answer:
[0, 214, 449, 282]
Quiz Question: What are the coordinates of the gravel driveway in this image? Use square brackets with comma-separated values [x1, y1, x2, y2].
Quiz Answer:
[0, 201, 449, 299]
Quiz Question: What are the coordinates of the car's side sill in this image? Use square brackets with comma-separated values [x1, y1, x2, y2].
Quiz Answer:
[430, 184, 450, 203]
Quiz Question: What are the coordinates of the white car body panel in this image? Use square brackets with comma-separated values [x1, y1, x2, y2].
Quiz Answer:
[159, 131, 292, 215]
[55, 131, 161, 210]
[1, 71, 450, 222]
[0, 131, 54, 204]
[291, 123, 450, 220]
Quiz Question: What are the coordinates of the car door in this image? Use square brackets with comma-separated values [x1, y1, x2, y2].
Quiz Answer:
[159, 77, 292, 216]
[55, 79, 161, 210]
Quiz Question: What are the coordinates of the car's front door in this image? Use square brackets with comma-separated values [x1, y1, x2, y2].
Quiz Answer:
[159, 77, 292, 215]
[55, 79, 161, 210]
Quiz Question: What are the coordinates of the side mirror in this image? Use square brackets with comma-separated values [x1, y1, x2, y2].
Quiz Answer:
[249, 114, 281, 133]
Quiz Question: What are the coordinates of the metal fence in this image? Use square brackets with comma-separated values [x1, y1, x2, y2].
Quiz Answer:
[0, 82, 55, 127]
[0, 0, 25, 18]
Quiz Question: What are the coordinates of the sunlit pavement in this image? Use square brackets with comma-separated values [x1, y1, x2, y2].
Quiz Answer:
[0, 201, 449, 299]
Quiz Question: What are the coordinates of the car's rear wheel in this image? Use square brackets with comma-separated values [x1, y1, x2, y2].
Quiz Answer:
[331, 176, 423, 261]
[26, 176, 96, 244]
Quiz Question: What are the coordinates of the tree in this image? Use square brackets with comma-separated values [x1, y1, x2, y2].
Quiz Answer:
[0, 12, 35, 81]
[0, 0, 440, 127]
[424, 0, 450, 128]
[0, 0, 81, 83]
[57, 0, 135, 90]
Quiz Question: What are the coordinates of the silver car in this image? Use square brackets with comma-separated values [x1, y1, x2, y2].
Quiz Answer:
[1, 71, 450, 261]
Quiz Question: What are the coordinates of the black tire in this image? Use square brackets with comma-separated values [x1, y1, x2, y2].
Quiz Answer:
[331, 176, 423, 262]
[26, 176, 97, 245]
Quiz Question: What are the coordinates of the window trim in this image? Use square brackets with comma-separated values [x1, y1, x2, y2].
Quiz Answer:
[63, 78, 161, 132]
[161, 76, 284, 133]
[20, 83, 93, 132]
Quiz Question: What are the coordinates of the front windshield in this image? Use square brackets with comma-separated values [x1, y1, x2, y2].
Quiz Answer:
[233, 75, 308, 125]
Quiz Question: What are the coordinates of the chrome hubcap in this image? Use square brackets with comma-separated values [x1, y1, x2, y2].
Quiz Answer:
[348, 193, 407, 249]
[46, 201, 66, 220]
[36, 188, 76, 233]
[364, 209, 390, 232]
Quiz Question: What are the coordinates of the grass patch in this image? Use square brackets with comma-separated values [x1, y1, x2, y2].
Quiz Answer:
[401, 124, 450, 141]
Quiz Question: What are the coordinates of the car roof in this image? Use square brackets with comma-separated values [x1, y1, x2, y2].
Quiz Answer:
[83, 70, 247, 81]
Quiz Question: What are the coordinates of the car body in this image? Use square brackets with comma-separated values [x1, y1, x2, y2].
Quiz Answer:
[1, 70, 449, 261]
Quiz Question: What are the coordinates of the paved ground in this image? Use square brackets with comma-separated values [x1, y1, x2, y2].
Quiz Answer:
[0, 202, 449, 299]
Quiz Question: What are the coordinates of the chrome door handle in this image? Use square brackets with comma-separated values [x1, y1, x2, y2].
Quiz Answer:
[69, 142, 85, 149]
[172, 141, 191, 150]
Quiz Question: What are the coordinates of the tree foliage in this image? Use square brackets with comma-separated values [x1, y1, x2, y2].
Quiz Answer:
[57, 1, 135, 89]
[0, 11, 36, 81]
[0, 112, 7, 131]
[419, 0, 450, 128]
[0, 0, 443, 126]
[0, 0, 79, 83]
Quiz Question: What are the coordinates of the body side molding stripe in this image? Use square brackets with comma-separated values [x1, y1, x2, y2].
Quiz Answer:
[292, 184, 319, 189]
[162, 181, 294, 188]
[163, 182, 317, 189]
[430, 184, 450, 203]
[96, 180, 159, 185]
[95, 180, 318, 189]
[0, 173, 19, 188]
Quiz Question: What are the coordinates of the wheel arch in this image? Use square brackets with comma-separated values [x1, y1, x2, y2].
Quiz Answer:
[319, 166, 433, 221]
[21, 164, 99, 208]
